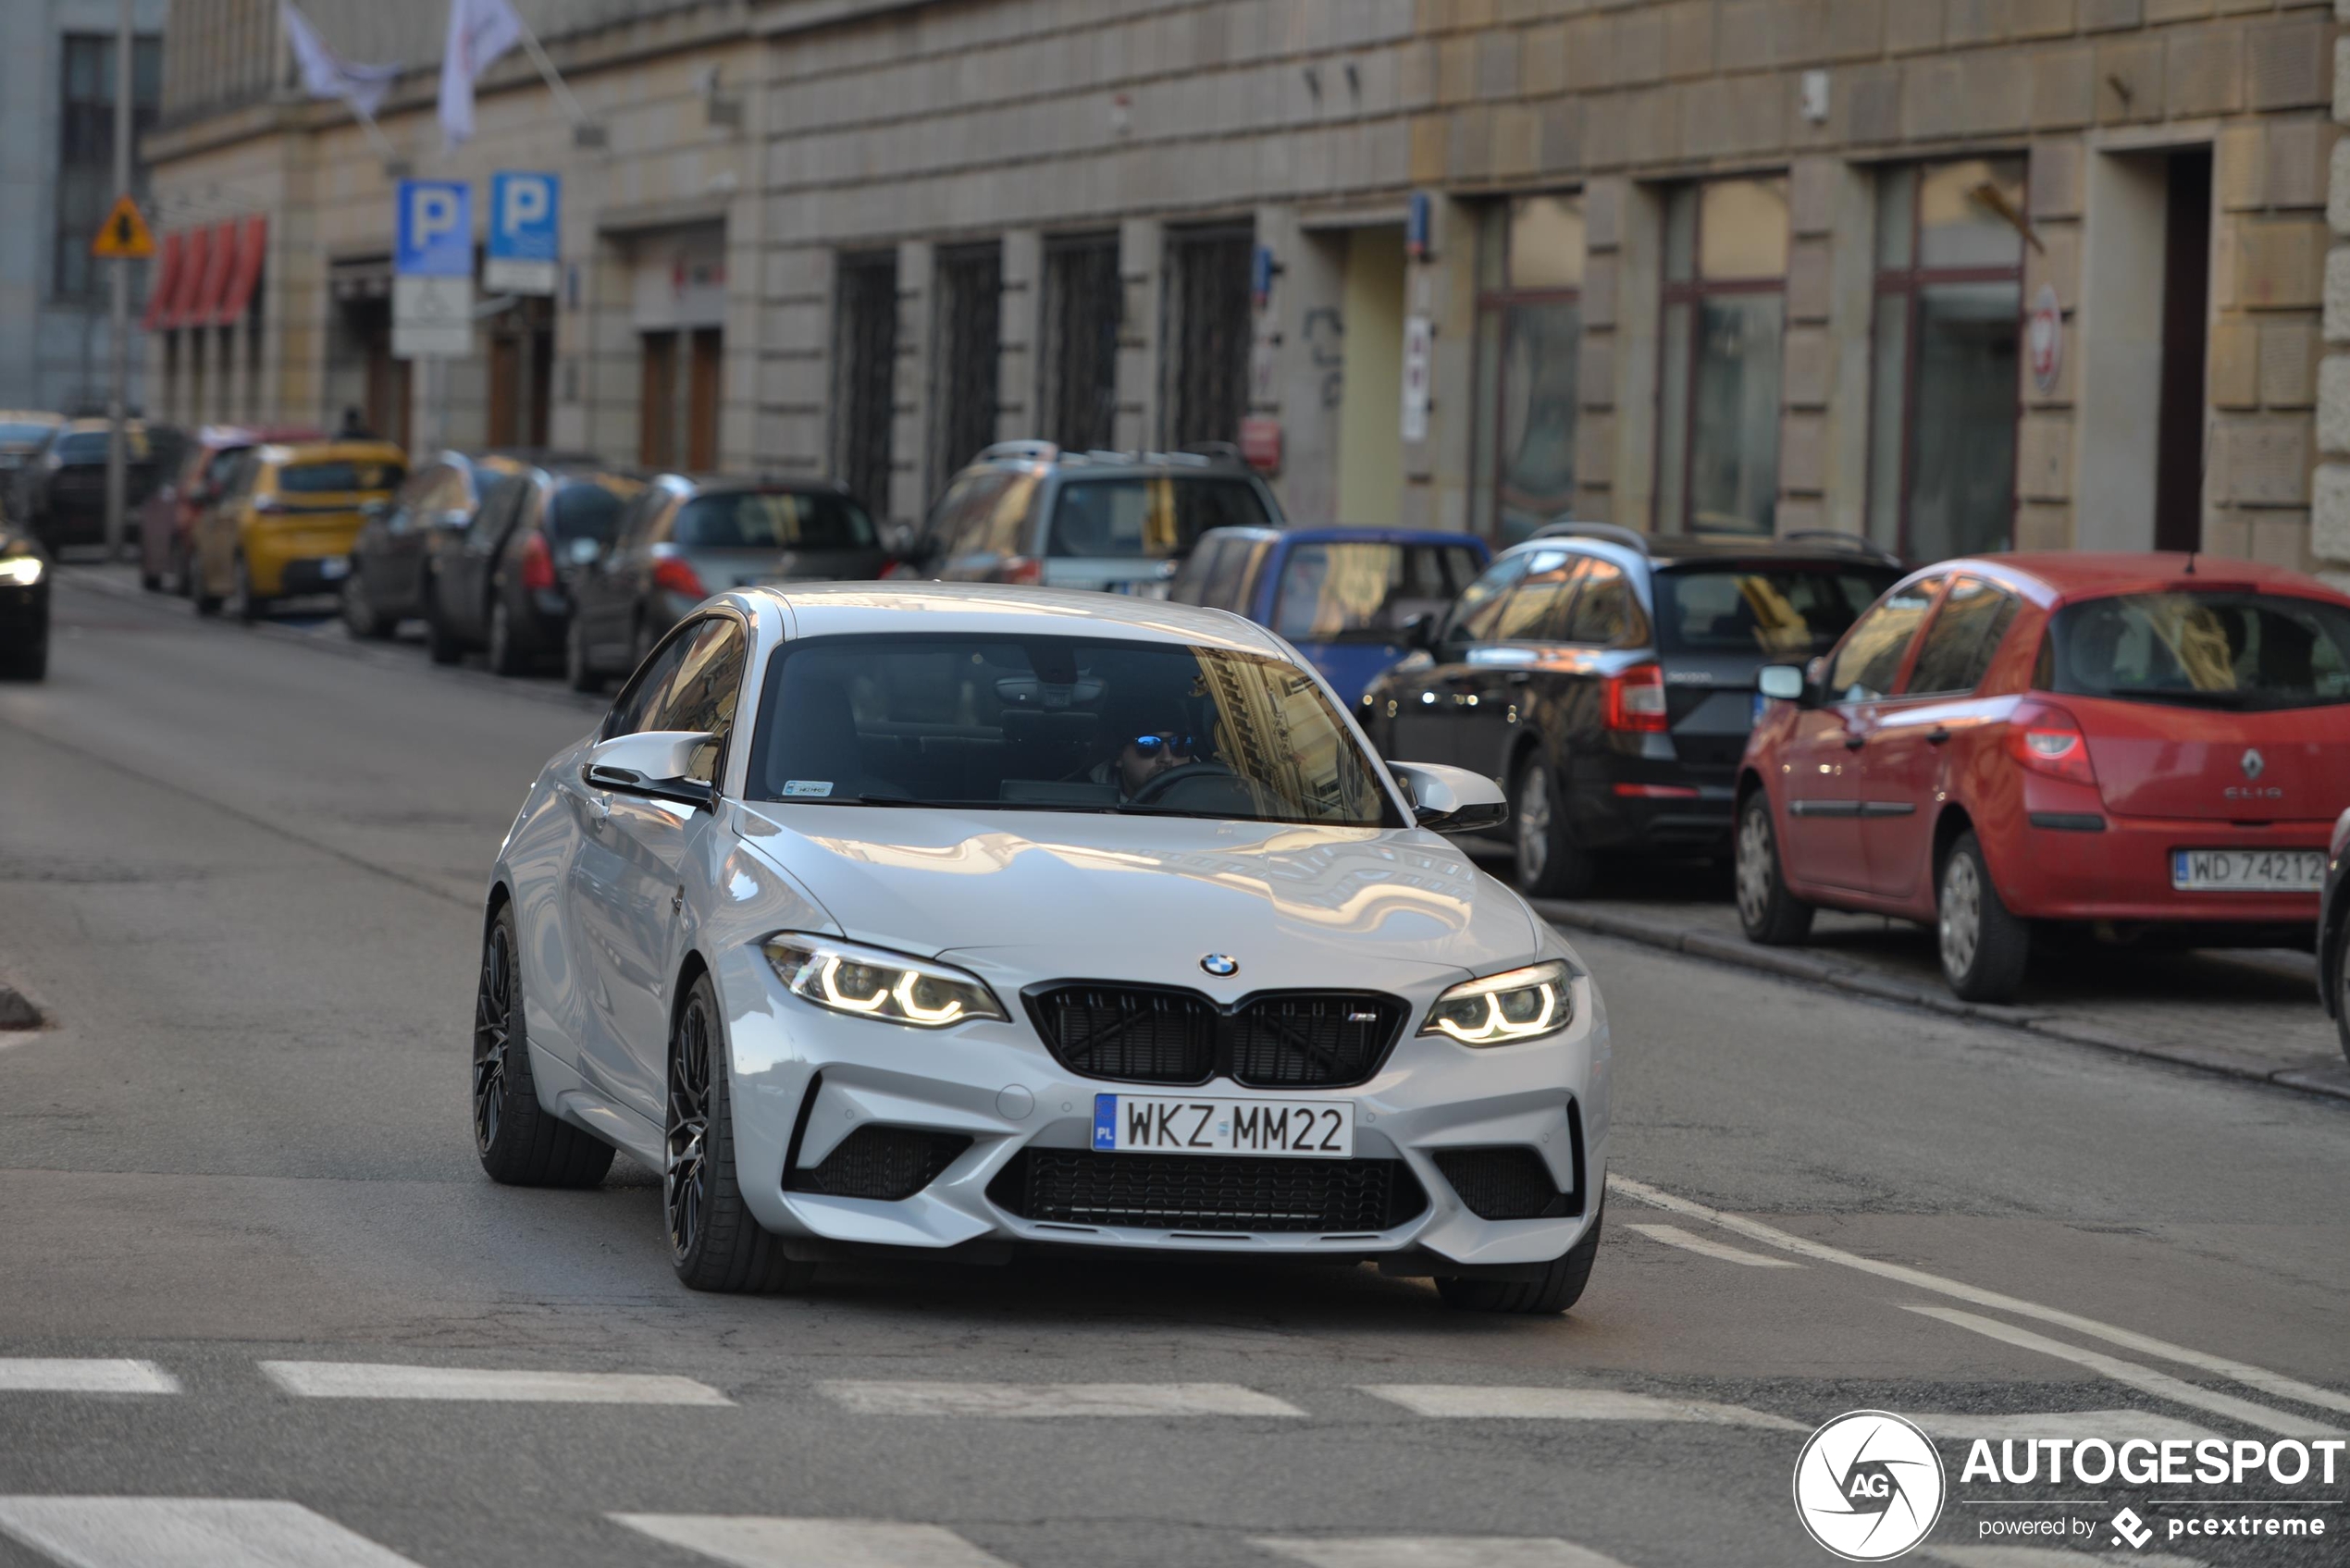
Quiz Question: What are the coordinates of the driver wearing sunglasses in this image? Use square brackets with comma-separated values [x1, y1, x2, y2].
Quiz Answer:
[1093, 723, 1198, 799]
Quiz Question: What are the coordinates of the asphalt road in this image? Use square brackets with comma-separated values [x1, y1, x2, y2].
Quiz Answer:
[2, 574, 2345, 1568]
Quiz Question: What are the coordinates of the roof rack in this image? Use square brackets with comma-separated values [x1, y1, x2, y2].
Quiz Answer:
[1531, 519, 1651, 555]
[978, 439, 1059, 463]
[1178, 440, 1245, 464]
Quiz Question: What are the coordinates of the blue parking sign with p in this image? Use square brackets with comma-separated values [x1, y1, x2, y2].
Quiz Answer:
[490, 173, 559, 264]
[395, 180, 472, 278]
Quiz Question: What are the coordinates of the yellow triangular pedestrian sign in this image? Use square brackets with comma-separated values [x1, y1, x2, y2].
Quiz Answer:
[91, 195, 155, 260]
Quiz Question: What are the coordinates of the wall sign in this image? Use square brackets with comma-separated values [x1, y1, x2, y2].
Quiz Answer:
[2027, 283, 2062, 396]
[1401, 315, 1433, 443]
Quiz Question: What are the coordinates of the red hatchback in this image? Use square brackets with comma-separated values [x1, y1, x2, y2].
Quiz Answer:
[1735, 553, 2350, 1002]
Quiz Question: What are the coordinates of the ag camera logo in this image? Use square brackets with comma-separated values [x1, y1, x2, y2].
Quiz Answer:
[1794, 1410, 1948, 1561]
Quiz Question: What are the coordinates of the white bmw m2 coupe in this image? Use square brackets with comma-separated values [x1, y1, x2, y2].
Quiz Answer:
[475, 584, 1612, 1312]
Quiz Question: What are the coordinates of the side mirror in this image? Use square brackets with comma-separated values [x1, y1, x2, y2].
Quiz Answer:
[1757, 663, 1807, 703]
[1389, 759, 1509, 836]
[581, 729, 719, 810]
[1401, 611, 1436, 651]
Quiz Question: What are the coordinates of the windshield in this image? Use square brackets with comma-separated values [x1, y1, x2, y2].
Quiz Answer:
[1273, 541, 1489, 643]
[1046, 476, 1270, 560]
[676, 490, 876, 550]
[279, 460, 402, 494]
[1654, 565, 1899, 659]
[56, 431, 148, 463]
[550, 480, 638, 544]
[749, 634, 1398, 826]
[2045, 591, 2350, 712]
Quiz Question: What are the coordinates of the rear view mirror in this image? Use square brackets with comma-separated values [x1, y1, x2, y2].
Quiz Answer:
[1758, 664, 1806, 702]
[581, 729, 718, 810]
[1388, 759, 1509, 836]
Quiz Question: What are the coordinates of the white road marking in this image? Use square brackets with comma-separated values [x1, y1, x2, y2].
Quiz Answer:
[1622, 1222, 1803, 1267]
[612, 1514, 1017, 1567]
[1612, 1174, 2350, 1418]
[1916, 1409, 2217, 1443]
[1255, 1537, 1636, 1568]
[817, 1381, 1305, 1418]
[0, 1361, 178, 1395]
[1925, 1549, 2208, 1568]
[257, 1361, 732, 1406]
[1359, 1385, 1802, 1429]
[0, 1498, 427, 1567]
[1899, 1306, 2342, 1438]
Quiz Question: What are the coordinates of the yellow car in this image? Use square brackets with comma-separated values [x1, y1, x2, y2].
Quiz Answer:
[196, 439, 406, 621]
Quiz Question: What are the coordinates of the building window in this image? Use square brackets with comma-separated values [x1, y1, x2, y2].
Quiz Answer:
[1656, 178, 1789, 536]
[1161, 225, 1254, 451]
[931, 241, 1002, 483]
[833, 252, 899, 515]
[1867, 159, 2026, 562]
[1039, 233, 1119, 454]
[56, 33, 162, 302]
[1472, 194, 1584, 545]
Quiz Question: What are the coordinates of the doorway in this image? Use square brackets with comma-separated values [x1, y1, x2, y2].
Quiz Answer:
[639, 327, 723, 471]
[487, 297, 553, 451]
[2153, 149, 2211, 554]
[1335, 227, 1406, 526]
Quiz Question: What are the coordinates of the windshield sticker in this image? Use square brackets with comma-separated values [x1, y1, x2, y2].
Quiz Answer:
[781, 780, 835, 798]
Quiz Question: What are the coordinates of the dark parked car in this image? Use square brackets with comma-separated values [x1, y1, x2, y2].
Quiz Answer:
[14, 419, 181, 552]
[1362, 524, 1903, 897]
[902, 441, 1282, 596]
[1171, 525, 1490, 704]
[565, 474, 884, 691]
[0, 412, 64, 501]
[142, 425, 320, 595]
[425, 460, 643, 676]
[343, 451, 588, 648]
[2325, 808, 2350, 1067]
[0, 520, 50, 680]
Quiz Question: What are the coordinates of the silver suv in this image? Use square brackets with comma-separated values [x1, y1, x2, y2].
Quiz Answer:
[901, 441, 1283, 597]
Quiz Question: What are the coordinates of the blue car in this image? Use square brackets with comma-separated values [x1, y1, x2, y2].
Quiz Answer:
[1170, 526, 1492, 704]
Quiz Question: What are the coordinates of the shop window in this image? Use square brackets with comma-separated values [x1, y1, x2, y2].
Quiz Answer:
[1656, 178, 1789, 537]
[932, 241, 1003, 484]
[1039, 233, 1119, 454]
[833, 252, 899, 513]
[1867, 159, 2025, 562]
[1471, 194, 1584, 546]
[1161, 225, 1254, 450]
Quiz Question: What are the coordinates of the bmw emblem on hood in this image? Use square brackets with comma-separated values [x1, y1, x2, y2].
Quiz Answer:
[1200, 954, 1239, 977]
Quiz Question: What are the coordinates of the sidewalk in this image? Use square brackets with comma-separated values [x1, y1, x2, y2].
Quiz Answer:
[1529, 865, 2349, 1105]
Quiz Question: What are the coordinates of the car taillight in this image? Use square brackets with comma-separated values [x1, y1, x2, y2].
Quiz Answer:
[1001, 556, 1045, 586]
[651, 556, 707, 600]
[518, 533, 555, 593]
[2006, 702, 2097, 787]
[1602, 662, 1669, 734]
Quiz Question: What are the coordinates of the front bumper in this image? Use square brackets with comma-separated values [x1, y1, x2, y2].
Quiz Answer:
[710, 942, 1609, 1271]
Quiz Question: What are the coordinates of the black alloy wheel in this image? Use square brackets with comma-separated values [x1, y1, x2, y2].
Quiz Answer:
[665, 972, 811, 1294]
[471, 902, 614, 1188]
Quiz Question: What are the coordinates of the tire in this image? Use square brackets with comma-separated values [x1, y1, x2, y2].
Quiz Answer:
[341, 573, 390, 640]
[564, 616, 604, 694]
[0, 640, 46, 682]
[1437, 1195, 1603, 1315]
[1735, 790, 1815, 946]
[1511, 753, 1595, 900]
[229, 556, 268, 624]
[472, 902, 616, 1188]
[2330, 910, 2349, 1070]
[425, 594, 463, 665]
[666, 971, 812, 1294]
[1938, 831, 2030, 1004]
[488, 599, 527, 677]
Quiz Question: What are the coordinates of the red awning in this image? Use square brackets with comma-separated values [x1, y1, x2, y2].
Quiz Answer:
[157, 226, 210, 329]
[142, 232, 186, 332]
[188, 220, 241, 328]
[208, 216, 267, 327]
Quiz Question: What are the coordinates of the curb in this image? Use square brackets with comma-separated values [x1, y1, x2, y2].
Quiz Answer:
[1530, 899, 2350, 1107]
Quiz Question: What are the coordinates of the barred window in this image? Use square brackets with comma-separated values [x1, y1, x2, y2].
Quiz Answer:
[931, 242, 1002, 484]
[1039, 234, 1119, 454]
[1161, 226, 1254, 451]
[833, 252, 899, 517]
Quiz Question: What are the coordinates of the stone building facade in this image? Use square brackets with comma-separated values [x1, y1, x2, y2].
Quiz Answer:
[142, 0, 2350, 586]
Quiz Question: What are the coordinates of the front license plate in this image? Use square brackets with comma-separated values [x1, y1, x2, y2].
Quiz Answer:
[1093, 1093, 1354, 1158]
[2171, 848, 2325, 893]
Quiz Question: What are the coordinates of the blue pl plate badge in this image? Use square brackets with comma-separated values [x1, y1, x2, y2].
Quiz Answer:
[1092, 1094, 1117, 1151]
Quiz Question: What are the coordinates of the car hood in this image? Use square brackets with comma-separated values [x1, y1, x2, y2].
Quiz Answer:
[732, 804, 1537, 992]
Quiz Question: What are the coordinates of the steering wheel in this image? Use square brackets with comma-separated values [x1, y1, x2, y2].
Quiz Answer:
[1125, 759, 1240, 809]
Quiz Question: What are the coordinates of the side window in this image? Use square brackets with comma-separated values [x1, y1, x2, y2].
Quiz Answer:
[979, 473, 1040, 556]
[1169, 537, 1225, 605]
[1826, 577, 1944, 702]
[646, 618, 748, 784]
[1441, 554, 1532, 647]
[1562, 560, 1646, 646]
[466, 476, 525, 555]
[604, 623, 704, 740]
[939, 472, 1011, 556]
[1906, 576, 2022, 697]
[1201, 537, 1256, 610]
[1496, 554, 1581, 641]
[1235, 537, 1276, 614]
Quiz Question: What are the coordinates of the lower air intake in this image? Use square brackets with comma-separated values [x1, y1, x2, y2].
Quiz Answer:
[786, 1126, 971, 1202]
[1431, 1146, 1579, 1221]
[988, 1149, 1427, 1234]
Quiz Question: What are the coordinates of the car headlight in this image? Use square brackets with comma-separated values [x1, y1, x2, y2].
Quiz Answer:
[0, 557, 43, 586]
[1419, 959, 1577, 1045]
[761, 933, 1007, 1029]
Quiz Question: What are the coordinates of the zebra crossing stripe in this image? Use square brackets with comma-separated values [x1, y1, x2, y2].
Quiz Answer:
[1254, 1537, 1637, 1568]
[1359, 1385, 1801, 1429]
[818, 1381, 1305, 1417]
[258, 1361, 731, 1405]
[0, 1498, 427, 1568]
[612, 1514, 1017, 1567]
[0, 1361, 179, 1395]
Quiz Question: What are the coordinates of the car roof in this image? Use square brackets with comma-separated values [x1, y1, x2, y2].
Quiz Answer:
[259, 439, 407, 464]
[1221, 525, 1489, 549]
[1505, 530, 1903, 574]
[1922, 551, 2350, 607]
[962, 440, 1262, 479]
[737, 581, 1287, 655]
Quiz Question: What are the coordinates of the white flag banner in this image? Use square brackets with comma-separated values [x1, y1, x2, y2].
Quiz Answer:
[279, 1, 400, 121]
[439, 0, 527, 150]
